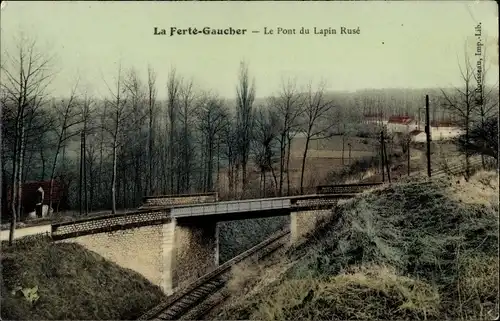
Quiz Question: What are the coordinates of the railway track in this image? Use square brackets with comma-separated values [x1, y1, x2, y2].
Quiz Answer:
[138, 228, 291, 320]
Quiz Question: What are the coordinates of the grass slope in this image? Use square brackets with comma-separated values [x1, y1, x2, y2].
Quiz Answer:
[217, 171, 499, 320]
[1, 235, 166, 320]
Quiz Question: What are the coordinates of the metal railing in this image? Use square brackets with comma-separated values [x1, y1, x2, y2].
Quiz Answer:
[315, 182, 383, 194]
[171, 198, 291, 217]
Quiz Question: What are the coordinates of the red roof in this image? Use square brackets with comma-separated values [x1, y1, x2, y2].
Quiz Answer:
[388, 116, 413, 124]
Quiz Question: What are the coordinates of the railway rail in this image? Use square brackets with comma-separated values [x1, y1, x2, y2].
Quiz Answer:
[138, 228, 291, 320]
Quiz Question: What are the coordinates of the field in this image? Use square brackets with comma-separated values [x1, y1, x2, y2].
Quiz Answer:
[216, 135, 380, 198]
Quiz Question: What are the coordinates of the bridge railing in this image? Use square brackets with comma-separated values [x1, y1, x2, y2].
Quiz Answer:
[315, 182, 383, 194]
[142, 192, 218, 202]
[141, 192, 218, 208]
[171, 198, 291, 217]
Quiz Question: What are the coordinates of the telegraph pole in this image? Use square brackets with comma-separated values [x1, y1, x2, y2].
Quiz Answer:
[79, 131, 84, 216]
[348, 143, 352, 165]
[83, 131, 88, 215]
[407, 138, 411, 176]
[380, 131, 385, 182]
[383, 135, 391, 183]
[425, 95, 432, 177]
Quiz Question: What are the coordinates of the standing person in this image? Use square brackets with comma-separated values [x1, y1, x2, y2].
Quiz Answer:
[35, 186, 44, 218]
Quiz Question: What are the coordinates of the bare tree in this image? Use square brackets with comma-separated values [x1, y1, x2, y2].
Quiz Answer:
[441, 47, 480, 179]
[80, 90, 96, 213]
[1, 37, 54, 244]
[270, 78, 303, 196]
[84, 132, 99, 211]
[221, 116, 238, 198]
[102, 63, 130, 214]
[197, 94, 228, 192]
[235, 61, 256, 193]
[96, 100, 108, 203]
[146, 65, 158, 195]
[166, 68, 182, 194]
[123, 68, 147, 204]
[253, 105, 280, 196]
[47, 81, 82, 212]
[472, 48, 499, 168]
[178, 79, 198, 193]
[458, 116, 498, 162]
[299, 81, 335, 194]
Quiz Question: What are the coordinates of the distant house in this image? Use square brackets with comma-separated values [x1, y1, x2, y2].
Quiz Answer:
[6, 179, 68, 217]
[386, 116, 420, 133]
[410, 129, 426, 143]
[430, 120, 463, 140]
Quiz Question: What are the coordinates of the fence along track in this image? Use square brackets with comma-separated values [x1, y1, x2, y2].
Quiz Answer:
[138, 228, 290, 320]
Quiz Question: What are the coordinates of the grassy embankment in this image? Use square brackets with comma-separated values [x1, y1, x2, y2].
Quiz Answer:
[216, 170, 499, 320]
[0, 235, 166, 320]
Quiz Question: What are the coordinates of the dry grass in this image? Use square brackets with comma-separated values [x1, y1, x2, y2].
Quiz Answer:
[252, 265, 441, 321]
[445, 170, 499, 207]
[456, 255, 499, 320]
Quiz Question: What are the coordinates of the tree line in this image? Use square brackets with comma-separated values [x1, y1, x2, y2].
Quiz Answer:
[1, 39, 347, 228]
[1, 38, 498, 245]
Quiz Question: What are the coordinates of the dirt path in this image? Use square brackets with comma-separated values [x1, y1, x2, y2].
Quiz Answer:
[0, 224, 51, 241]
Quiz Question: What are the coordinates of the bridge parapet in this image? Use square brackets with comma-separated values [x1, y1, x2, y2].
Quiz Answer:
[141, 192, 218, 208]
[51, 209, 171, 240]
[316, 182, 383, 194]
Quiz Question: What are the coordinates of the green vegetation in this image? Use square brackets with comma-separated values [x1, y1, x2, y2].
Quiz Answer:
[1, 235, 166, 320]
[218, 171, 499, 320]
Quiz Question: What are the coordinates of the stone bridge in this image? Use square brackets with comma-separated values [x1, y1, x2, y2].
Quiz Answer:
[51, 184, 379, 295]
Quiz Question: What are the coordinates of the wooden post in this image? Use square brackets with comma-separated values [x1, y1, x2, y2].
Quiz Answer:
[79, 131, 84, 216]
[348, 143, 352, 165]
[425, 95, 432, 177]
[83, 131, 88, 215]
[383, 136, 391, 183]
[407, 138, 411, 176]
[380, 131, 385, 182]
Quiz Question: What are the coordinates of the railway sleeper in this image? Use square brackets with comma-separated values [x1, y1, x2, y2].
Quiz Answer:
[207, 279, 224, 287]
[165, 305, 184, 315]
[199, 284, 218, 292]
[191, 289, 208, 297]
[174, 300, 192, 309]
[185, 292, 203, 300]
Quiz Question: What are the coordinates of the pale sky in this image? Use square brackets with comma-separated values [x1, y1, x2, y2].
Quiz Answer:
[1, 1, 498, 99]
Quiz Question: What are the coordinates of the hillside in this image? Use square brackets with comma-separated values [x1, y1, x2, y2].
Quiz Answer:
[0, 235, 166, 320]
[215, 170, 499, 320]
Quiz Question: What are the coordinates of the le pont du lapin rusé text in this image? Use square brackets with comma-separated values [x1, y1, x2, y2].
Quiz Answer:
[154, 26, 361, 37]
